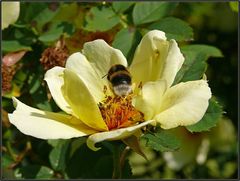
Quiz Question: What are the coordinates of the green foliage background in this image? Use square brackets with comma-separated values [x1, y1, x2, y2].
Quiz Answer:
[2, 2, 238, 179]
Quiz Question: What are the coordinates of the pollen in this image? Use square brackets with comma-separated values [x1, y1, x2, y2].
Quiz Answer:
[99, 94, 144, 130]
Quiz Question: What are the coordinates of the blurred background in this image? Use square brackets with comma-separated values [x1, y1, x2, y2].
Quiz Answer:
[2, 2, 238, 179]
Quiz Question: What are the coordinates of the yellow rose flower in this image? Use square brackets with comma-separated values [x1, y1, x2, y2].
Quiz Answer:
[2, 2, 20, 30]
[8, 30, 211, 151]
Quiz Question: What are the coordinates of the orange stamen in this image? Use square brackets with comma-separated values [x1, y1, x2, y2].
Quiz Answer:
[98, 94, 144, 130]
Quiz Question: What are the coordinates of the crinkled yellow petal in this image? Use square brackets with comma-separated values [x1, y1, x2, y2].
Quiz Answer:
[2, 2, 20, 30]
[82, 39, 128, 79]
[44, 66, 73, 114]
[159, 40, 184, 88]
[132, 80, 167, 120]
[65, 52, 107, 102]
[62, 69, 108, 131]
[129, 30, 167, 85]
[155, 80, 211, 129]
[129, 30, 184, 88]
[8, 98, 97, 139]
[87, 120, 155, 151]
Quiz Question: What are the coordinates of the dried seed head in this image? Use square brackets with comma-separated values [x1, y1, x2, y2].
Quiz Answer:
[40, 38, 69, 70]
[65, 29, 115, 52]
[2, 64, 16, 93]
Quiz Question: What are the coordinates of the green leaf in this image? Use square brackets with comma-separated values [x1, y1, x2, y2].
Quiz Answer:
[112, 29, 142, 64]
[48, 139, 61, 147]
[133, 2, 178, 25]
[17, 165, 54, 179]
[173, 44, 223, 84]
[2, 153, 14, 168]
[93, 155, 113, 178]
[31, 89, 53, 111]
[53, 3, 78, 21]
[112, 28, 135, 58]
[186, 98, 223, 132]
[20, 3, 47, 20]
[229, 2, 238, 13]
[84, 6, 120, 32]
[12, 27, 37, 45]
[112, 2, 135, 13]
[2, 40, 32, 52]
[65, 143, 112, 178]
[27, 71, 43, 94]
[148, 17, 193, 41]
[19, 3, 48, 23]
[38, 28, 62, 42]
[182, 44, 223, 58]
[35, 167, 54, 179]
[49, 140, 70, 171]
[2, 154, 16, 179]
[142, 131, 180, 152]
[94, 148, 132, 179]
[32, 5, 60, 32]
[19, 3, 59, 32]
[69, 137, 86, 158]
[174, 52, 207, 84]
[38, 22, 75, 42]
[52, 3, 83, 29]
[126, 30, 142, 64]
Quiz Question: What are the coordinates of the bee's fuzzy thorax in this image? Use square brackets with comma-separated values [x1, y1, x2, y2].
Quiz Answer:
[107, 64, 132, 96]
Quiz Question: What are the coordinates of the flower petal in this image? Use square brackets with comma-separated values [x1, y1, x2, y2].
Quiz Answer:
[87, 120, 155, 151]
[8, 98, 97, 139]
[132, 80, 167, 120]
[129, 30, 167, 85]
[155, 80, 211, 129]
[2, 2, 20, 30]
[62, 69, 108, 131]
[159, 39, 184, 88]
[65, 52, 107, 102]
[44, 66, 73, 114]
[129, 30, 184, 88]
[82, 39, 128, 79]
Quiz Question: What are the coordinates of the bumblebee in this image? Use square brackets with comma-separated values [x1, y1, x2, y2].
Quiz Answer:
[107, 64, 132, 96]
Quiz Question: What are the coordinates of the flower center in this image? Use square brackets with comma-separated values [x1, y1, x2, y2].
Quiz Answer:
[98, 93, 144, 131]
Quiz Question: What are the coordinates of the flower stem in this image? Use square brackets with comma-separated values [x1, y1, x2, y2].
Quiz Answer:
[112, 143, 126, 179]
[120, 146, 130, 170]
